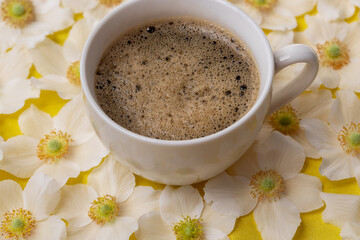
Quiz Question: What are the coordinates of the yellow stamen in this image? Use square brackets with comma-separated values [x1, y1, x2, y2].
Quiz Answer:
[37, 130, 74, 163]
[338, 122, 360, 156]
[98, 0, 122, 7]
[173, 216, 204, 240]
[316, 38, 350, 70]
[88, 195, 120, 225]
[245, 0, 277, 10]
[250, 169, 285, 202]
[66, 61, 81, 86]
[1, 208, 35, 240]
[270, 105, 300, 135]
[1, 0, 34, 28]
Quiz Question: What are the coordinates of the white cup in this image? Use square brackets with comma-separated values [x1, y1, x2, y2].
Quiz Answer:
[81, 0, 319, 185]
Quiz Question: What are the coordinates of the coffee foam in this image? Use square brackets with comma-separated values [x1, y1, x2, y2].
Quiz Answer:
[95, 17, 260, 140]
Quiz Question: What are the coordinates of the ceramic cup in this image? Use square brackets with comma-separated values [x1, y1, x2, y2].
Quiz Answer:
[81, 0, 319, 185]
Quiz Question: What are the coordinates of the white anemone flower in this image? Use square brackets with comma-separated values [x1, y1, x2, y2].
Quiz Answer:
[136, 185, 237, 240]
[295, 15, 360, 91]
[321, 192, 360, 240]
[61, 0, 125, 21]
[230, 0, 316, 31]
[54, 154, 161, 240]
[0, 48, 39, 114]
[0, 95, 109, 186]
[317, 0, 360, 21]
[29, 18, 97, 99]
[0, 0, 74, 54]
[303, 90, 360, 185]
[257, 89, 334, 158]
[204, 132, 323, 240]
[0, 173, 66, 240]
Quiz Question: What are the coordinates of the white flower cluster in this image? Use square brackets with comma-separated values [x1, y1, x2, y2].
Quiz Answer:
[0, 0, 360, 239]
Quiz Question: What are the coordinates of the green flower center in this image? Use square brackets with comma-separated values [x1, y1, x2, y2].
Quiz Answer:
[261, 177, 275, 191]
[0, 0, 35, 28]
[316, 38, 350, 70]
[11, 218, 24, 231]
[250, 170, 285, 202]
[245, 0, 276, 9]
[11, 3, 25, 16]
[338, 122, 360, 156]
[173, 216, 204, 240]
[350, 132, 360, 146]
[270, 105, 300, 135]
[0, 208, 36, 239]
[88, 195, 120, 225]
[48, 139, 62, 153]
[326, 44, 341, 59]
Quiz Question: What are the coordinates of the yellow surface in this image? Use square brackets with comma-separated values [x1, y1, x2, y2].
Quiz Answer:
[1, 5, 359, 240]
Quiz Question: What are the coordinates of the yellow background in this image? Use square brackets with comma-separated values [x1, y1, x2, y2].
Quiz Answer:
[0, 6, 359, 240]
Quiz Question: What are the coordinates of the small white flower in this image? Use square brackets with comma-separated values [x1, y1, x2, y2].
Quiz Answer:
[0, 48, 39, 114]
[29, 18, 97, 99]
[231, 0, 316, 31]
[303, 90, 360, 185]
[317, 0, 360, 21]
[0, 0, 74, 53]
[61, 0, 124, 21]
[136, 185, 236, 240]
[258, 89, 334, 158]
[0, 94, 109, 186]
[295, 15, 360, 91]
[321, 192, 360, 239]
[204, 132, 323, 240]
[0, 173, 66, 240]
[54, 154, 160, 240]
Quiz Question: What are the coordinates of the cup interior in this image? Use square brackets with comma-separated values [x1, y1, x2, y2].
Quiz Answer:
[81, 0, 274, 143]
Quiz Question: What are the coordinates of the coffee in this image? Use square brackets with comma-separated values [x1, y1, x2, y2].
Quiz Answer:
[94, 17, 260, 140]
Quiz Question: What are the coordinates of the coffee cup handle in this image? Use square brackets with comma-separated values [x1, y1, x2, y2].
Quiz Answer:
[269, 44, 319, 113]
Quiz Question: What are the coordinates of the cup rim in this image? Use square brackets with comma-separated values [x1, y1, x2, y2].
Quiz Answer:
[80, 0, 274, 146]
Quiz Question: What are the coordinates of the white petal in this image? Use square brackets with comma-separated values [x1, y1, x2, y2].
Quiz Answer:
[31, 75, 81, 100]
[0, 23, 20, 54]
[36, 7, 74, 33]
[227, 144, 260, 178]
[67, 222, 101, 240]
[87, 154, 135, 201]
[277, 0, 316, 16]
[267, 31, 294, 51]
[256, 132, 305, 180]
[18, 105, 54, 139]
[64, 135, 108, 171]
[29, 38, 68, 76]
[64, 18, 97, 62]
[261, 6, 297, 31]
[292, 129, 320, 159]
[97, 216, 138, 240]
[54, 94, 94, 144]
[320, 151, 355, 181]
[16, 22, 51, 49]
[232, 1, 263, 25]
[317, 0, 355, 21]
[303, 15, 349, 44]
[35, 159, 81, 186]
[321, 192, 360, 228]
[135, 211, 174, 240]
[32, 0, 60, 14]
[339, 60, 360, 92]
[201, 203, 237, 236]
[28, 215, 66, 240]
[341, 222, 360, 240]
[282, 173, 323, 213]
[0, 48, 32, 80]
[23, 173, 60, 220]
[0, 180, 23, 216]
[291, 89, 334, 121]
[119, 186, 161, 221]
[61, 0, 98, 13]
[54, 184, 98, 227]
[0, 78, 40, 114]
[203, 227, 228, 240]
[83, 4, 111, 21]
[350, 0, 360, 7]
[352, 158, 360, 189]
[204, 172, 256, 217]
[160, 186, 203, 225]
[253, 198, 301, 240]
[330, 90, 360, 130]
[313, 66, 341, 90]
[0, 135, 42, 178]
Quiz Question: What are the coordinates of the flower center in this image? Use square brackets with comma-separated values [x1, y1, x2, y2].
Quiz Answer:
[98, 0, 122, 7]
[316, 38, 350, 70]
[338, 122, 360, 156]
[173, 216, 204, 240]
[0, 0, 34, 28]
[250, 169, 285, 202]
[0, 208, 35, 240]
[245, 0, 277, 10]
[37, 130, 73, 163]
[270, 105, 300, 135]
[88, 195, 120, 225]
[66, 61, 81, 86]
